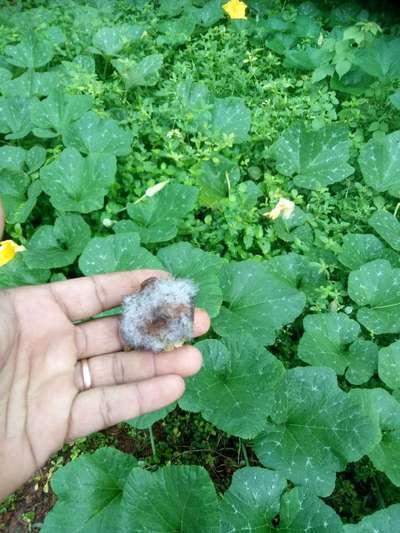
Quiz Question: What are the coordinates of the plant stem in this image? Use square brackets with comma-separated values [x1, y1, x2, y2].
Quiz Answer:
[240, 439, 250, 467]
[372, 474, 385, 509]
[149, 426, 157, 460]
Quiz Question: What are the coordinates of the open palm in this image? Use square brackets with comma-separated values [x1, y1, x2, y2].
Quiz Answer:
[0, 206, 209, 500]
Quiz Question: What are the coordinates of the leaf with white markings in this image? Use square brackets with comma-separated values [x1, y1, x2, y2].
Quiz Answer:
[265, 253, 326, 300]
[348, 259, 400, 334]
[24, 214, 91, 269]
[0, 96, 34, 140]
[63, 111, 133, 156]
[379, 341, 400, 391]
[0, 172, 41, 225]
[41, 448, 137, 533]
[31, 90, 93, 138]
[278, 487, 343, 532]
[40, 148, 116, 213]
[298, 313, 361, 375]
[4, 35, 55, 69]
[253, 366, 380, 496]
[157, 242, 223, 317]
[179, 337, 285, 438]
[351, 388, 400, 487]
[79, 233, 161, 275]
[121, 465, 220, 533]
[369, 210, 400, 252]
[126, 183, 198, 244]
[359, 131, 400, 195]
[344, 504, 400, 532]
[213, 260, 306, 345]
[92, 24, 143, 56]
[274, 123, 354, 189]
[112, 54, 164, 89]
[220, 467, 287, 532]
[338, 233, 386, 270]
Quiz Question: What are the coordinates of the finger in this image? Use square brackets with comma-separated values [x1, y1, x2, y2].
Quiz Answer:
[46, 270, 170, 321]
[68, 375, 185, 439]
[74, 345, 202, 390]
[75, 308, 211, 358]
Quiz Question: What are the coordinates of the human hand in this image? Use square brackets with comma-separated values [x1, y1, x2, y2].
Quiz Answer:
[0, 212, 209, 501]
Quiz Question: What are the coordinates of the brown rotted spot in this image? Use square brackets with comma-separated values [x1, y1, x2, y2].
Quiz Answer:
[141, 303, 192, 337]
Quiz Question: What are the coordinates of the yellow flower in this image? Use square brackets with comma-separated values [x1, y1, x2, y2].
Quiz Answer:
[0, 240, 26, 267]
[264, 198, 295, 221]
[223, 0, 247, 20]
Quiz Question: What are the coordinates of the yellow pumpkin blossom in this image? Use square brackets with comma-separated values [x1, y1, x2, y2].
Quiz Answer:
[223, 0, 247, 20]
[0, 240, 26, 267]
[264, 198, 295, 221]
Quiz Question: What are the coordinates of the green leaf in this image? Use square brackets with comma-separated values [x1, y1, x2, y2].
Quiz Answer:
[284, 46, 333, 72]
[213, 260, 306, 345]
[79, 233, 161, 275]
[0, 146, 26, 172]
[352, 388, 400, 487]
[192, 156, 240, 207]
[265, 253, 326, 300]
[389, 90, 400, 110]
[209, 97, 251, 143]
[344, 505, 400, 532]
[157, 242, 223, 318]
[220, 467, 287, 532]
[158, 15, 197, 45]
[196, 0, 224, 28]
[112, 54, 164, 89]
[354, 37, 400, 80]
[369, 210, 400, 252]
[345, 339, 378, 386]
[359, 131, 400, 195]
[4, 35, 55, 69]
[25, 145, 47, 173]
[278, 487, 343, 532]
[92, 24, 143, 55]
[330, 67, 375, 97]
[63, 111, 133, 156]
[348, 259, 400, 334]
[274, 123, 354, 189]
[24, 214, 91, 269]
[42, 448, 137, 533]
[121, 465, 220, 532]
[379, 341, 400, 390]
[176, 80, 212, 134]
[0, 96, 33, 139]
[298, 313, 361, 375]
[31, 90, 93, 138]
[126, 183, 198, 244]
[0, 254, 50, 289]
[127, 403, 176, 430]
[159, 0, 191, 17]
[0, 172, 41, 224]
[253, 366, 380, 496]
[1, 70, 61, 99]
[40, 148, 116, 213]
[179, 337, 285, 438]
[338, 233, 386, 270]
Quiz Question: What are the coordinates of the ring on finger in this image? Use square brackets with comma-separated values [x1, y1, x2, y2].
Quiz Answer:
[81, 358, 92, 390]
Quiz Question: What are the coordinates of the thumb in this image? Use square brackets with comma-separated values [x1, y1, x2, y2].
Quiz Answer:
[0, 198, 4, 239]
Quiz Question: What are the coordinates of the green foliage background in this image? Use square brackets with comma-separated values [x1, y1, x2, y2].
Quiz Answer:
[1, 0, 400, 530]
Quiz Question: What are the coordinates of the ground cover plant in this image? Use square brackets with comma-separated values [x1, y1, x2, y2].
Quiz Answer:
[1, 0, 400, 530]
